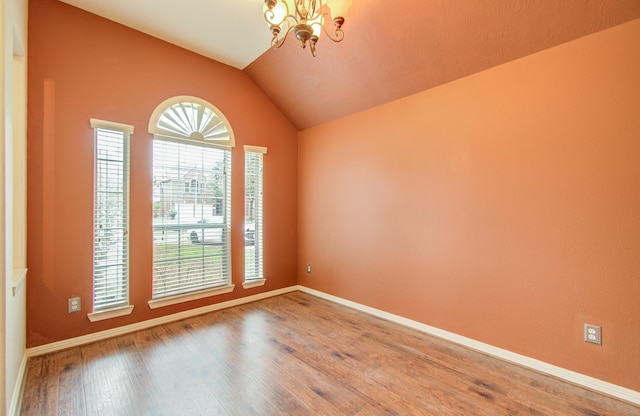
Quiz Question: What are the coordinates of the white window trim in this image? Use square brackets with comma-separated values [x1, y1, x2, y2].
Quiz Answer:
[91, 119, 134, 314]
[147, 284, 235, 309]
[243, 145, 267, 154]
[90, 118, 134, 134]
[242, 279, 266, 289]
[87, 305, 135, 323]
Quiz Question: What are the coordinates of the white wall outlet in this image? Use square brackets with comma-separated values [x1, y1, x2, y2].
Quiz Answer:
[68, 297, 81, 313]
[306, 264, 312, 274]
[584, 324, 601, 345]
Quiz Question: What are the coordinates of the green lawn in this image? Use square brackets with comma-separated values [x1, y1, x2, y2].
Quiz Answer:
[153, 242, 227, 296]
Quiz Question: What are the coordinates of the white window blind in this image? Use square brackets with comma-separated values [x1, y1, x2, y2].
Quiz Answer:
[152, 139, 231, 299]
[92, 122, 131, 312]
[244, 146, 266, 282]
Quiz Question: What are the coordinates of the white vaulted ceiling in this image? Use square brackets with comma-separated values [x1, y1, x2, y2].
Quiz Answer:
[58, 0, 271, 69]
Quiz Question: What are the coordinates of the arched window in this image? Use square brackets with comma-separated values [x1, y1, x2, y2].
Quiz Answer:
[149, 97, 235, 308]
[148, 96, 235, 146]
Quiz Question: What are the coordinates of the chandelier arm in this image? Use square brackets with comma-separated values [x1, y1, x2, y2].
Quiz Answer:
[271, 21, 297, 49]
[310, 38, 317, 57]
[264, 9, 279, 25]
[321, 22, 345, 43]
[293, 0, 304, 20]
[310, 0, 319, 17]
[264, 7, 286, 26]
[264, 0, 297, 26]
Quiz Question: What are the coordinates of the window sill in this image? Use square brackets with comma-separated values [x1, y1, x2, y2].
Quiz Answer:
[147, 284, 235, 309]
[88, 305, 135, 322]
[242, 279, 266, 289]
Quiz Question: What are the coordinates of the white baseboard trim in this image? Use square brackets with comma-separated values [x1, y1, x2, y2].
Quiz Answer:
[8, 352, 28, 416]
[296, 285, 640, 407]
[27, 286, 298, 357]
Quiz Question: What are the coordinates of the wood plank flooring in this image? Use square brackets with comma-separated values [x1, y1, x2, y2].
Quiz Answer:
[20, 291, 640, 415]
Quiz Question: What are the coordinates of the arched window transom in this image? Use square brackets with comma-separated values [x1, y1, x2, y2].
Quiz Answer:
[148, 96, 235, 147]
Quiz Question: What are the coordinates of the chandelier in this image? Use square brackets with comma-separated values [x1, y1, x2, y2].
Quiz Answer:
[263, 0, 352, 57]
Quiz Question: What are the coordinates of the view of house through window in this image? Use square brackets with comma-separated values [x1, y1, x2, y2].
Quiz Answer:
[153, 140, 231, 299]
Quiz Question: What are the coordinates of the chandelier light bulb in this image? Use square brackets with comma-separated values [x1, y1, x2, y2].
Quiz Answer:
[308, 14, 323, 38]
[326, 0, 352, 20]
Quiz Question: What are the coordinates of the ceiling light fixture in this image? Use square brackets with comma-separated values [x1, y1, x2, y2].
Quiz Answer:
[263, 0, 352, 57]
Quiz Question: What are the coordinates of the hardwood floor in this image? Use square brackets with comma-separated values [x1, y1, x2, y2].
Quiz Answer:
[21, 291, 639, 415]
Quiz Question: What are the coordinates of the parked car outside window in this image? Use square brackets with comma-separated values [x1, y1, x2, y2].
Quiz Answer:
[189, 219, 255, 246]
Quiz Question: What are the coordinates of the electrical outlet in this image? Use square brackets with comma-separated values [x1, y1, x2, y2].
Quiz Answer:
[306, 264, 312, 274]
[68, 297, 81, 313]
[584, 324, 601, 345]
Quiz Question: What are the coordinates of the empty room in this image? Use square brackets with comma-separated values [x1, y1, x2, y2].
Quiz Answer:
[1, 0, 640, 414]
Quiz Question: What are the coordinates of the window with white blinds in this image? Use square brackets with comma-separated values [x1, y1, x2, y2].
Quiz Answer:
[91, 120, 132, 312]
[244, 146, 266, 284]
[152, 139, 231, 299]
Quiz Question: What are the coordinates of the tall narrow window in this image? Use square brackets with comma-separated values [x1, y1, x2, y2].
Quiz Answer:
[90, 119, 134, 321]
[148, 97, 236, 308]
[244, 146, 267, 288]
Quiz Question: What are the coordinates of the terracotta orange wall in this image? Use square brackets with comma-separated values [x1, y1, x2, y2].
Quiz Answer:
[26, 0, 298, 347]
[298, 19, 640, 391]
